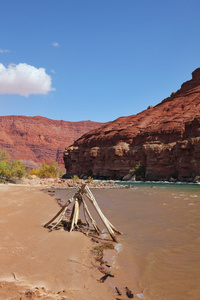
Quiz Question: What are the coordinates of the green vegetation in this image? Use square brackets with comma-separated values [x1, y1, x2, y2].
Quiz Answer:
[129, 163, 146, 179]
[71, 174, 80, 182]
[0, 159, 26, 183]
[0, 148, 10, 161]
[87, 176, 93, 182]
[0, 148, 26, 182]
[30, 161, 63, 178]
[94, 242, 114, 261]
[0, 148, 64, 182]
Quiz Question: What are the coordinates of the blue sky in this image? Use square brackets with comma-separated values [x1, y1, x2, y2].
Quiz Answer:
[0, 0, 199, 122]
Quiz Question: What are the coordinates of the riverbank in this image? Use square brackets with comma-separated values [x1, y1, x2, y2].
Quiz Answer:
[19, 176, 133, 189]
[0, 184, 116, 299]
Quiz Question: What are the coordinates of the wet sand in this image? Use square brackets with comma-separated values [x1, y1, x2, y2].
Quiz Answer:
[0, 184, 114, 300]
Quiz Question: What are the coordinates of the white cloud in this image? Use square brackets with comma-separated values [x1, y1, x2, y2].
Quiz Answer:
[0, 49, 10, 53]
[0, 63, 55, 97]
[51, 69, 56, 74]
[52, 42, 59, 47]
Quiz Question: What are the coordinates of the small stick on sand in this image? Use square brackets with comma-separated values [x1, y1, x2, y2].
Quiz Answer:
[11, 272, 18, 281]
[99, 272, 114, 283]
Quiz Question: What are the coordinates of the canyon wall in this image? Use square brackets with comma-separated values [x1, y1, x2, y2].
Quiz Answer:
[64, 68, 200, 181]
[0, 115, 103, 169]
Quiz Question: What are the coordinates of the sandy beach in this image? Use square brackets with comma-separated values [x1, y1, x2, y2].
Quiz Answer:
[0, 184, 115, 300]
[1, 181, 200, 300]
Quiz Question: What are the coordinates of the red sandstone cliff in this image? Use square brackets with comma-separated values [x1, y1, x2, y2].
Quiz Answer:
[0, 116, 103, 168]
[64, 68, 200, 181]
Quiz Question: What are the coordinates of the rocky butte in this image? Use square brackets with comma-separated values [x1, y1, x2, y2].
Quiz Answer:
[64, 68, 200, 182]
[0, 116, 103, 169]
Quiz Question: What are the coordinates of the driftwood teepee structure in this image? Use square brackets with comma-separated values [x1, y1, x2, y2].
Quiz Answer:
[44, 183, 122, 242]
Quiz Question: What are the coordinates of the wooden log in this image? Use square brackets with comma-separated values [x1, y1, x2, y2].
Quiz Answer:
[83, 186, 118, 242]
[74, 198, 80, 226]
[84, 185, 122, 234]
[49, 205, 70, 231]
[82, 198, 90, 230]
[70, 198, 79, 232]
[44, 184, 86, 231]
[69, 201, 75, 221]
[105, 218, 123, 235]
[69, 191, 83, 221]
[44, 197, 73, 228]
[82, 197, 101, 234]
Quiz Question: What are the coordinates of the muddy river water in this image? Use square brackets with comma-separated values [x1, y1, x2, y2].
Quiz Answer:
[53, 183, 200, 300]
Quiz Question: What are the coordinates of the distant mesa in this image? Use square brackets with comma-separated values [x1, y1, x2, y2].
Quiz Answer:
[0, 115, 103, 169]
[63, 68, 200, 182]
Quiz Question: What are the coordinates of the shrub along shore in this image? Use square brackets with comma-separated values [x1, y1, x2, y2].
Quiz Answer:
[0, 148, 132, 188]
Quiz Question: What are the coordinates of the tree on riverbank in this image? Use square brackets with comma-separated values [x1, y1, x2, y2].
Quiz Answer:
[30, 161, 63, 178]
[0, 151, 26, 183]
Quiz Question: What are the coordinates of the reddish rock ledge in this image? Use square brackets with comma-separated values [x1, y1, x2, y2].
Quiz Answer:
[64, 68, 200, 182]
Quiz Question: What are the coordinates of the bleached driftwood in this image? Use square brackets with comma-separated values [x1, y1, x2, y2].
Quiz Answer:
[82, 185, 122, 242]
[82, 197, 101, 234]
[43, 197, 73, 228]
[44, 183, 122, 242]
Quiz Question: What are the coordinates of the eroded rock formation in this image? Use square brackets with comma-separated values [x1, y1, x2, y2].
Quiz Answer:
[64, 68, 200, 181]
[0, 116, 103, 168]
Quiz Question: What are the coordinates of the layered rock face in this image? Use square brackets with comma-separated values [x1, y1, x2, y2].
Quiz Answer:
[64, 68, 200, 181]
[0, 116, 103, 168]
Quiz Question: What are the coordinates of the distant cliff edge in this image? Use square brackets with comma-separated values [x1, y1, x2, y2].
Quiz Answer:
[64, 68, 200, 182]
[0, 115, 103, 169]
